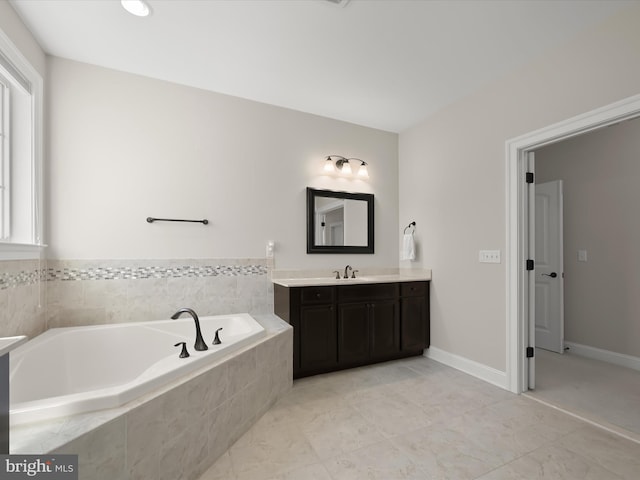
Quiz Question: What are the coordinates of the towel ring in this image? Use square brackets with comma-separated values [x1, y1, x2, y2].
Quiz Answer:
[404, 221, 416, 234]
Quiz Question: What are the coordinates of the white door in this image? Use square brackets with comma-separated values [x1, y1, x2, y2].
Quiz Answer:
[535, 180, 564, 353]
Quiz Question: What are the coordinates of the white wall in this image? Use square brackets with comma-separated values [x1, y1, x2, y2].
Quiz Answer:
[47, 57, 398, 269]
[344, 199, 367, 246]
[536, 117, 640, 358]
[399, 4, 640, 372]
[0, 2, 46, 77]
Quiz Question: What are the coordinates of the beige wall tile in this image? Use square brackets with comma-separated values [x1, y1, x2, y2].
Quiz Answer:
[54, 417, 127, 480]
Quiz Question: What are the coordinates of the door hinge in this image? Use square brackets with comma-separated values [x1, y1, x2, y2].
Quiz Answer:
[526, 259, 534, 271]
[526, 346, 535, 358]
[526, 172, 534, 183]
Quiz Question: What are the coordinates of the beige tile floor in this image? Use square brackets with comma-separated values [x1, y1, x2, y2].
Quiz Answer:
[527, 348, 640, 443]
[198, 356, 640, 480]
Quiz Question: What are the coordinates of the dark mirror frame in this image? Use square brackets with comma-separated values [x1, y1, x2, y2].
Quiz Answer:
[306, 187, 374, 254]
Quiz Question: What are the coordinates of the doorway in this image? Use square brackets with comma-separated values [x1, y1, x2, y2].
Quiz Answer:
[506, 93, 640, 394]
[525, 115, 640, 442]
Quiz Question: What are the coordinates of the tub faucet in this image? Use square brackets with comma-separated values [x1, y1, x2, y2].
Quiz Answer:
[171, 308, 208, 351]
[344, 265, 352, 279]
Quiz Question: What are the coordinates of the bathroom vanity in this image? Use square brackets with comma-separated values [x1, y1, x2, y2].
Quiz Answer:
[273, 275, 430, 378]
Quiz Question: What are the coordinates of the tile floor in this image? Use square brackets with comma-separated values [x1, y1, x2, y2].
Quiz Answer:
[527, 348, 640, 442]
[198, 356, 640, 480]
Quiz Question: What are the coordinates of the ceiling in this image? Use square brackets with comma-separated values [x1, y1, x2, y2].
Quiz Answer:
[9, 0, 637, 133]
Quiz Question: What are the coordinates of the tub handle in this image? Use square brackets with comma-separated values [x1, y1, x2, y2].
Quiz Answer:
[213, 328, 223, 345]
[174, 342, 190, 358]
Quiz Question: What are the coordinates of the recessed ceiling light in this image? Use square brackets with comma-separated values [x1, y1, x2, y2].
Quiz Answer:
[121, 0, 151, 17]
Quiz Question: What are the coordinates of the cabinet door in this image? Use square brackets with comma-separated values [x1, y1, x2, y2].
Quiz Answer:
[369, 300, 400, 359]
[338, 303, 369, 365]
[299, 305, 337, 371]
[401, 295, 426, 352]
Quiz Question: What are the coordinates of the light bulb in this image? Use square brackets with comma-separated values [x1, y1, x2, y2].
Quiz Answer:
[324, 157, 335, 172]
[341, 160, 352, 175]
[358, 163, 369, 178]
[121, 0, 150, 17]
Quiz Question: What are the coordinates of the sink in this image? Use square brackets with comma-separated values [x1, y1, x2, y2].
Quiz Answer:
[273, 275, 389, 287]
[272, 271, 432, 288]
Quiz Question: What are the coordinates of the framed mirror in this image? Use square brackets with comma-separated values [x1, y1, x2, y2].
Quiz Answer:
[307, 187, 374, 254]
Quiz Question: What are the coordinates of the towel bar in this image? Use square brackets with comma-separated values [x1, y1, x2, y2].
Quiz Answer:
[404, 221, 416, 234]
[146, 217, 209, 225]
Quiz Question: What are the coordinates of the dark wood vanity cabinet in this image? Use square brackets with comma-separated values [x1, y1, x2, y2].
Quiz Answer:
[337, 302, 370, 365]
[400, 281, 430, 351]
[299, 304, 338, 371]
[274, 281, 429, 378]
[338, 283, 400, 364]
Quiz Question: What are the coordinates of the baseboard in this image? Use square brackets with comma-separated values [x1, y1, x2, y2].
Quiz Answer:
[424, 346, 508, 390]
[564, 341, 640, 372]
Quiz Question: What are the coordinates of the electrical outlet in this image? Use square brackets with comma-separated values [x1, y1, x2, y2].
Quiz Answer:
[479, 250, 501, 263]
[266, 241, 275, 258]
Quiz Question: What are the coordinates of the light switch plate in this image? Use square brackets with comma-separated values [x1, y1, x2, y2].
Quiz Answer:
[578, 249, 587, 262]
[479, 250, 501, 263]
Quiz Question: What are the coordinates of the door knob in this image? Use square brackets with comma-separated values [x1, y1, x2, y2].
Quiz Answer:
[542, 272, 558, 278]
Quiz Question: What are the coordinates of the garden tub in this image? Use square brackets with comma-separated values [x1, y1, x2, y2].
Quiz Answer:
[9, 313, 266, 425]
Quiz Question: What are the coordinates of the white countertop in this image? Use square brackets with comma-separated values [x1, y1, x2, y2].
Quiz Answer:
[272, 272, 431, 288]
[0, 335, 27, 356]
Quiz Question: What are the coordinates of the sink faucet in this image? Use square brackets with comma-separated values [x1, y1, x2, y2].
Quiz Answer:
[344, 265, 353, 279]
[171, 308, 208, 351]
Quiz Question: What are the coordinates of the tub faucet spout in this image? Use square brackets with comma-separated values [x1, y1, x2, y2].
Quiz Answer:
[171, 308, 208, 351]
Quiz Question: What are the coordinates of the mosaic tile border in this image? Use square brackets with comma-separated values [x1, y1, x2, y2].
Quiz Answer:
[0, 269, 42, 290]
[47, 264, 268, 281]
[0, 264, 268, 289]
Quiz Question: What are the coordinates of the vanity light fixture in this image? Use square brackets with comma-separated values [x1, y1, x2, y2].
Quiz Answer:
[121, 0, 151, 17]
[337, 157, 352, 175]
[357, 161, 369, 178]
[324, 157, 336, 172]
[323, 155, 369, 178]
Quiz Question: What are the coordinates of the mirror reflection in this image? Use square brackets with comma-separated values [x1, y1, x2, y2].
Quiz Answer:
[307, 188, 374, 254]
[314, 197, 368, 247]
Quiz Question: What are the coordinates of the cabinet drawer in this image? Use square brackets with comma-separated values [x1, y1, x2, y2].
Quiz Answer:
[300, 286, 335, 304]
[338, 283, 398, 302]
[400, 282, 427, 297]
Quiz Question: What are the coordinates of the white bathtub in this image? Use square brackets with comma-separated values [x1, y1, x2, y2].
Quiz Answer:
[9, 313, 266, 425]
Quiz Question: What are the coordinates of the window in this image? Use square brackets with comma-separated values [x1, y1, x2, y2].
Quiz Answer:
[0, 32, 43, 259]
[0, 76, 7, 240]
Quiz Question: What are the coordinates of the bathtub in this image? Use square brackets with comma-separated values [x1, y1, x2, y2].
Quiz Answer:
[9, 313, 266, 425]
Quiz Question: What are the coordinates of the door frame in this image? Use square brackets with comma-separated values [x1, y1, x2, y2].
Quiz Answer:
[506, 93, 640, 394]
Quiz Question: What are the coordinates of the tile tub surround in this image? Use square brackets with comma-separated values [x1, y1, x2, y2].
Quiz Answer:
[11, 314, 292, 480]
[0, 259, 46, 339]
[46, 259, 273, 329]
